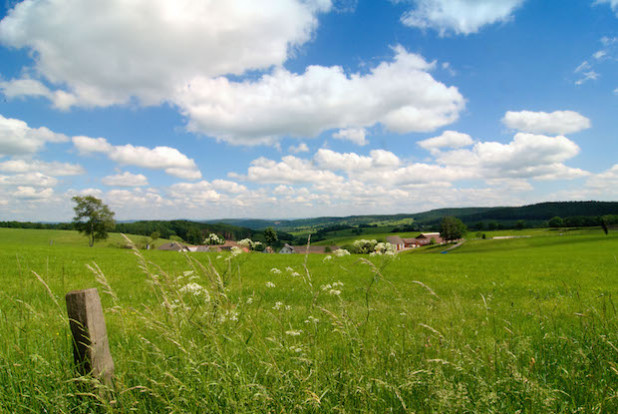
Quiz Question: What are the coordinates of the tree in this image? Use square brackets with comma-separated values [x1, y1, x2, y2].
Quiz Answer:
[440, 216, 467, 242]
[264, 227, 278, 246]
[72, 196, 115, 247]
[514, 220, 525, 230]
[548, 216, 564, 228]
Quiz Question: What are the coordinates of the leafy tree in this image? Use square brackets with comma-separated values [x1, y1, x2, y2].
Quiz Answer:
[514, 220, 525, 230]
[72, 196, 115, 247]
[186, 228, 203, 244]
[548, 216, 564, 228]
[264, 227, 278, 246]
[440, 216, 467, 242]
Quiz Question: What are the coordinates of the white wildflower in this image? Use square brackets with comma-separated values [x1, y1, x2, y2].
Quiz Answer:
[321, 284, 332, 291]
[329, 289, 341, 296]
[334, 248, 350, 257]
[286, 266, 294, 272]
[180, 282, 203, 296]
[304, 315, 319, 324]
[266, 281, 276, 288]
[273, 301, 283, 310]
[230, 246, 243, 257]
[270, 268, 282, 275]
[332, 281, 344, 288]
[323, 255, 333, 262]
[183, 270, 194, 277]
[246, 297, 254, 304]
[290, 271, 300, 278]
[285, 330, 302, 337]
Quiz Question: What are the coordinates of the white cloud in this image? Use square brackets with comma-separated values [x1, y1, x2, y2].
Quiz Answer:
[0, 78, 77, 110]
[401, 0, 525, 36]
[0, 159, 85, 176]
[502, 110, 591, 135]
[332, 128, 368, 146]
[314, 148, 400, 171]
[73, 136, 201, 180]
[289, 143, 310, 154]
[575, 70, 600, 85]
[211, 179, 248, 194]
[0, 114, 68, 156]
[0, 172, 58, 187]
[418, 130, 473, 153]
[175, 46, 464, 144]
[587, 164, 618, 189]
[0, 0, 331, 108]
[101, 171, 149, 187]
[13, 186, 53, 200]
[437, 132, 587, 180]
[234, 155, 344, 184]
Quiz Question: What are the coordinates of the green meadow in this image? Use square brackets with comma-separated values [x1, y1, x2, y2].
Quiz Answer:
[1, 227, 618, 412]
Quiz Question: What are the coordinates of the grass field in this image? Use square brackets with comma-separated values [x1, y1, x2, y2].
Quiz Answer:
[1, 227, 618, 412]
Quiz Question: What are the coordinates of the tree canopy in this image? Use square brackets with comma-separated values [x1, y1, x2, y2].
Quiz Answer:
[72, 196, 115, 247]
[440, 216, 467, 242]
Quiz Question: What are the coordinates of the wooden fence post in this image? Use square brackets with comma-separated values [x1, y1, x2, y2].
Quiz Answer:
[65, 288, 114, 387]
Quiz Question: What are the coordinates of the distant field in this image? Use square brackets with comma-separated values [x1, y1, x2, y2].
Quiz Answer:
[1, 228, 618, 412]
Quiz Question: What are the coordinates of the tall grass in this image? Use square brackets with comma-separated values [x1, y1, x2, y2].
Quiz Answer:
[0, 230, 617, 412]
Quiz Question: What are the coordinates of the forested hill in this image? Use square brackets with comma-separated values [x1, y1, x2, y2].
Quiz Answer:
[2, 201, 617, 237]
[209, 201, 618, 230]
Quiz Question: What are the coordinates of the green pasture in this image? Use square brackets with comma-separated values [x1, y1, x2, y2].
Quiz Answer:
[1, 228, 618, 412]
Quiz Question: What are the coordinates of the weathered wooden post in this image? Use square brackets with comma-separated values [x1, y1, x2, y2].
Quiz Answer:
[65, 288, 114, 387]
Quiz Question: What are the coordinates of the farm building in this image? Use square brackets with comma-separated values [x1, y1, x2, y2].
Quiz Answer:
[415, 232, 444, 245]
[385, 235, 405, 251]
[279, 243, 295, 254]
[402, 238, 419, 248]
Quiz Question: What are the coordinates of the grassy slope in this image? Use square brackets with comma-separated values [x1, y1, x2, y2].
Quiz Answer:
[1, 228, 618, 412]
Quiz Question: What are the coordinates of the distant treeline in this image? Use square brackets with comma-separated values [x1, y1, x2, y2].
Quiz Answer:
[0, 219, 294, 245]
[0, 221, 74, 230]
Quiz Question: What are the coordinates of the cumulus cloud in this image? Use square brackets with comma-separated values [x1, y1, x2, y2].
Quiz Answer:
[0, 172, 58, 187]
[289, 143, 310, 154]
[314, 148, 400, 171]
[436, 133, 588, 180]
[418, 130, 473, 153]
[0, 0, 331, 108]
[232, 156, 344, 184]
[0, 159, 85, 176]
[502, 110, 591, 135]
[0, 114, 68, 156]
[0, 78, 77, 110]
[175, 46, 464, 144]
[211, 179, 248, 194]
[587, 164, 618, 189]
[13, 186, 53, 200]
[332, 128, 368, 146]
[73, 136, 201, 180]
[101, 171, 149, 187]
[401, 0, 525, 36]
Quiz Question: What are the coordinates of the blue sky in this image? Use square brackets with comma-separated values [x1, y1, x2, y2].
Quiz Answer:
[0, 0, 617, 221]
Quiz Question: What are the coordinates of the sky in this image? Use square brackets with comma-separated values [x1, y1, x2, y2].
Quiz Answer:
[0, 0, 617, 222]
